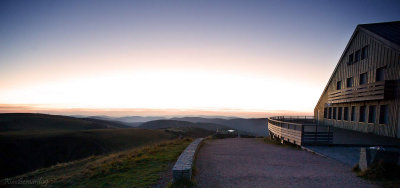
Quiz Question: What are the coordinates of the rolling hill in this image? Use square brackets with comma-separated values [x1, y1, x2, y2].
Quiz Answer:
[139, 120, 231, 131]
[0, 113, 130, 132]
[170, 117, 268, 136]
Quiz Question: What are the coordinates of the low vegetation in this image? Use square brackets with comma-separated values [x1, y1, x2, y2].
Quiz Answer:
[0, 128, 175, 178]
[353, 162, 400, 187]
[261, 137, 299, 149]
[5, 138, 193, 187]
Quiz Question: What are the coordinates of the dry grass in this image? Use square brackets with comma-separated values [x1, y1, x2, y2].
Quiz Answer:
[353, 161, 400, 187]
[8, 138, 193, 187]
[260, 137, 299, 149]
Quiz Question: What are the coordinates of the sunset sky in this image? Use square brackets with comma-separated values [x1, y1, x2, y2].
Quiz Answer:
[1, 0, 400, 117]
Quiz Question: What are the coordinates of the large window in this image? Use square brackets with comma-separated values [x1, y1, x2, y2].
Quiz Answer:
[344, 107, 349, 121]
[324, 108, 327, 118]
[359, 106, 366, 122]
[328, 107, 332, 119]
[337, 81, 342, 90]
[361, 46, 368, 59]
[379, 105, 388, 124]
[376, 67, 385, 82]
[351, 106, 356, 121]
[368, 106, 376, 123]
[333, 107, 337, 120]
[347, 77, 353, 88]
[338, 107, 343, 120]
[360, 72, 368, 85]
[355, 50, 361, 62]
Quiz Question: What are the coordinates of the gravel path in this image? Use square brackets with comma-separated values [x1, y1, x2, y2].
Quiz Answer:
[195, 138, 375, 188]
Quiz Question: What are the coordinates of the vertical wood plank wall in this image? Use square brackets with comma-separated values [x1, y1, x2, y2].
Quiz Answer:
[314, 30, 400, 138]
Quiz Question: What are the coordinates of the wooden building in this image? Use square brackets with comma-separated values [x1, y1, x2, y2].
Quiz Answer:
[314, 21, 400, 139]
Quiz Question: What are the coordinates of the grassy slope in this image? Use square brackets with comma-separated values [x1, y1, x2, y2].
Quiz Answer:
[0, 128, 174, 179]
[8, 139, 193, 187]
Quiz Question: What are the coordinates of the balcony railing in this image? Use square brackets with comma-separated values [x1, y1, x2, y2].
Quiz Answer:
[328, 80, 393, 104]
[268, 116, 333, 146]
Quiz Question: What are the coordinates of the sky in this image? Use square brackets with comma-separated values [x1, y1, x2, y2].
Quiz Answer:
[0, 0, 399, 117]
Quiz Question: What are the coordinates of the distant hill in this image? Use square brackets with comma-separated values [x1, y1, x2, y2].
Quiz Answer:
[139, 120, 231, 131]
[0, 113, 130, 132]
[171, 117, 268, 136]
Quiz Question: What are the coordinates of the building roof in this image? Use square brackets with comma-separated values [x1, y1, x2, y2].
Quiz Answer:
[359, 21, 400, 47]
[314, 21, 400, 109]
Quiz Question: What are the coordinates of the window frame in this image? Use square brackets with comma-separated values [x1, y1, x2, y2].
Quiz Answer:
[361, 46, 368, 60]
[355, 50, 361, 62]
[368, 106, 376, 123]
[376, 67, 385, 82]
[344, 107, 349, 121]
[359, 106, 366, 122]
[379, 105, 388, 125]
[337, 81, 342, 90]
[359, 72, 368, 85]
[346, 77, 353, 88]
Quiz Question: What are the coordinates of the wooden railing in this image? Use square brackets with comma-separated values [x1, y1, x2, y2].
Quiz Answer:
[268, 116, 333, 146]
[328, 80, 393, 104]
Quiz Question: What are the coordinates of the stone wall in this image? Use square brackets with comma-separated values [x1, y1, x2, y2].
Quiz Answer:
[172, 138, 204, 182]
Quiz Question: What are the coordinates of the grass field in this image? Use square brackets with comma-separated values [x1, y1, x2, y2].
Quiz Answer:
[6, 138, 192, 187]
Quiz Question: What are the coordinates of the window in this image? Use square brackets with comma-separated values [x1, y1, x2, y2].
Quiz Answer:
[379, 105, 388, 124]
[344, 107, 349, 121]
[324, 108, 327, 118]
[368, 106, 376, 123]
[360, 72, 368, 85]
[376, 67, 385, 82]
[351, 106, 356, 121]
[348, 53, 354, 64]
[361, 46, 368, 59]
[338, 107, 343, 120]
[337, 81, 342, 90]
[359, 106, 366, 122]
[347, 77, 353, 88]
[333, 107, 337, 120]
[328, 107, 332, 119]
[355, 50, 360, 62]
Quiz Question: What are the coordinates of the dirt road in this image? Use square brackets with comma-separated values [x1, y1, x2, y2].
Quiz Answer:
[195, 138, 375, 188]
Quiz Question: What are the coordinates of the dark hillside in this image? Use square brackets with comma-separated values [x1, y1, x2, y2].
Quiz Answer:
[0, 113, 130, 132]
[0, 128, 173, 179]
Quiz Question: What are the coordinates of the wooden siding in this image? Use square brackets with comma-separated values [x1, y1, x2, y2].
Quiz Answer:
[314, 29, 400, 138]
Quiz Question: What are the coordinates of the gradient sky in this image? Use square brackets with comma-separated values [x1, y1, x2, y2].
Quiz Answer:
[1, 0, 399, 117]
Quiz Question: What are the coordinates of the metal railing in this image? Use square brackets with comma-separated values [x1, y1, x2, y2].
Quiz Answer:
[268, 116, 333, 146]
